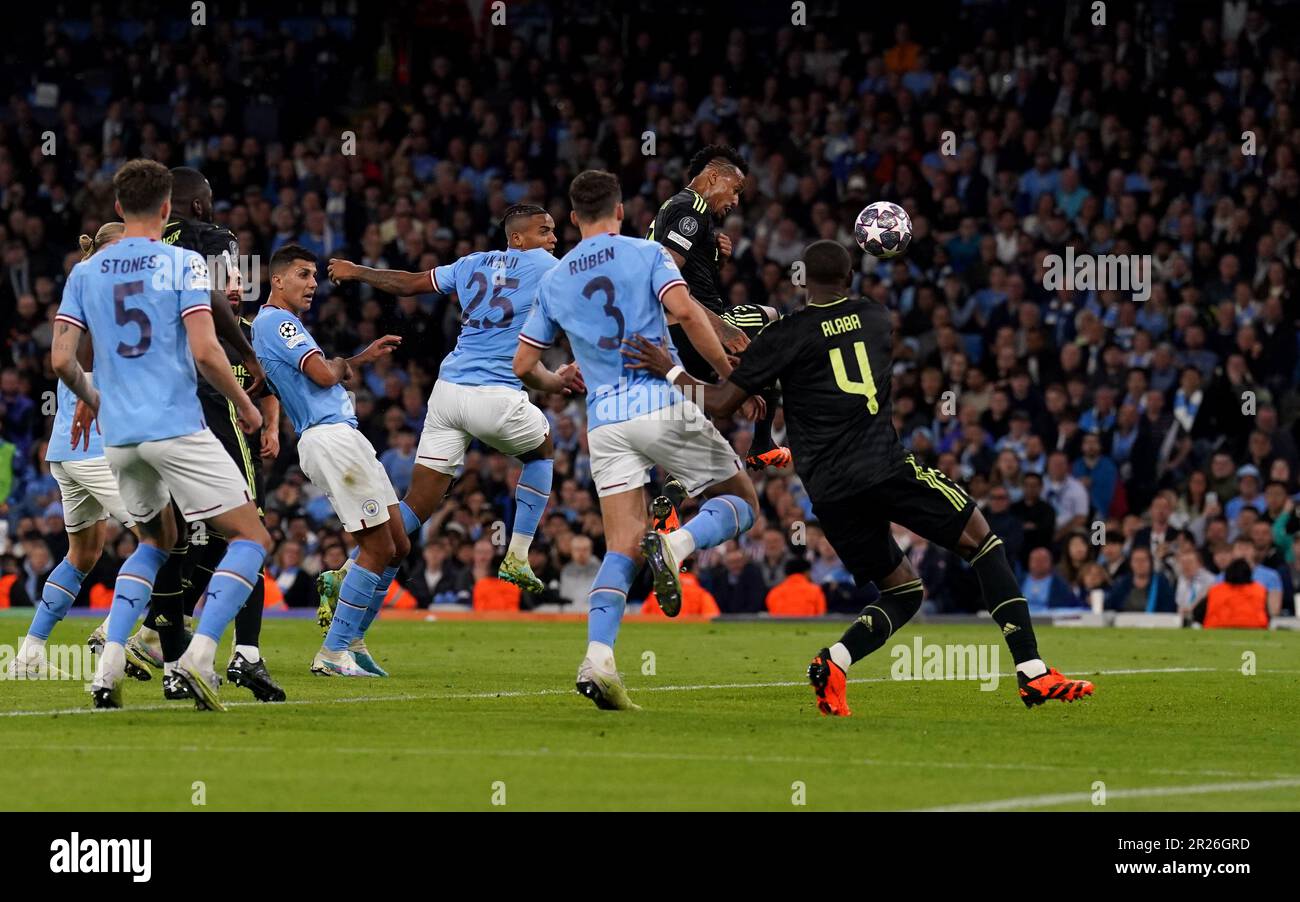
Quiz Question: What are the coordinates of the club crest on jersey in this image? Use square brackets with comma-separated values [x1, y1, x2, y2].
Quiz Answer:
[678, 216, 698, 236]
[361, 499, 381, 518]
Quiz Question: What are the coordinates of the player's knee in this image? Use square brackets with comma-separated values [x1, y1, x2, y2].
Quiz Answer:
[156, 512, 179, 552]
[521, 433, 553, 461]
[371, 529, 396, 562]
[390, 528, 411, 564]
[67, 545, 100, 574]
[736, 498, 757, 534]
[232, 522, 275, 555]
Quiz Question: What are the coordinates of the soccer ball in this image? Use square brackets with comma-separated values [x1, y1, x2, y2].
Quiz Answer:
[854, 201, 913, 259]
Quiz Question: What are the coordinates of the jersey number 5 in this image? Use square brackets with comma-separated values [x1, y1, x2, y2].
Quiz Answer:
[114, 280, 152, 358]
[829, 342, 879, 414]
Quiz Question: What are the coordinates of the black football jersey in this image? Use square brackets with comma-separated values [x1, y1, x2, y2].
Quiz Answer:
[163, 215, 239, 270]
[647, 187, 722, 313]
[729, 296, 905, 503]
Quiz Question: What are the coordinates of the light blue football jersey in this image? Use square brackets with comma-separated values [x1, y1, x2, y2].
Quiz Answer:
[252, 304, 357, 435]
[45, 374, 104, 463]
[55, 237, 210, 446]
[432, 247, 560, 388]
[520, 234, 686, 431]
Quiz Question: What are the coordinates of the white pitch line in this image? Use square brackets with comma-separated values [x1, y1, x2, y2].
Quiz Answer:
[1, 741, 1293, 785]
[916, 778, 1300, 812]
[0, 665, 1286, 719]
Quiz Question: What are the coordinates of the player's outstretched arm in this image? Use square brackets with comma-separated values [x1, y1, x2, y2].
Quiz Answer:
[51, 321, 99, 412]
[328, 258, 431, 297]
[303, 335, 404, 389]
[621, 334, 758, 419]
[185, 308, 262, 434]
[660, 283, 733, 378]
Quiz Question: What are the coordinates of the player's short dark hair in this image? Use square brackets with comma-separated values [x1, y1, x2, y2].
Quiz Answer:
[687, 143, 748, 180]
[113, 159, 173, 216]
[502, 203, 547, 235]
[803, 240, 852, 287]
[270, 243, 318, 276]
[169, 166, 209, 206]
[569, 170, 622, 222]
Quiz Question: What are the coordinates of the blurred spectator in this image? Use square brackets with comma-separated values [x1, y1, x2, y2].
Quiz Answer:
[1174, 546, 1216, 623]
[1021, 547, 1080, 613]
[765, 557, 826, 616]
[558, 534, 601, 610]
[1106, 545, 1176, 613]
[270, 539, 317, 609]
[1195, 558, 1268, 629]
[705, 544, 768, 614]
[413, 536, 472, 607]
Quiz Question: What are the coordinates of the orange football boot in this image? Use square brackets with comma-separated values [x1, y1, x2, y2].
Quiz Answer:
[1018, 666, 1095, 707]
[745, 445, 793, 471]
[808, 647, 851, 716]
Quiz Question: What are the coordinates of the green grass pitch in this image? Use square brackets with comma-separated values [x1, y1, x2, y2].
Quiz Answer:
[2, 613, 1298, 811]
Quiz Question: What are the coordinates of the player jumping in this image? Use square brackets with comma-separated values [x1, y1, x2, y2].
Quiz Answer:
[251, 245, 406, 677]
[52, 160, 274, 711]
[320, 203, 582, 618]
[512, 170, 765, 711]
[622, 240, 1095, 713]
[647, 144, 790, 474]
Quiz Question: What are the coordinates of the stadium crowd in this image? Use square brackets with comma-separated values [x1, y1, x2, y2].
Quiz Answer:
[1, 1, 1298, 623]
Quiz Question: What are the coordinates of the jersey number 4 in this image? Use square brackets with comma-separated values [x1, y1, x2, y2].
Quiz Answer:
[829, 342, 879, 414]
[114, 280, 152, 358]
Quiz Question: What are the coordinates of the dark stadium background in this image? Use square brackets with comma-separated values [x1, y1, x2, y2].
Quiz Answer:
[1, 0, 1297, 620]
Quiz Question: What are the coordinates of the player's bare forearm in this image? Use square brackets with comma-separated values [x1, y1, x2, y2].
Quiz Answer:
[345, 335, 402, 374]
[660, 285, 732, 378]
[332, 260, 430, 297]
[679, 307, 732, 379]
[696, 380, 750, 419]
[512, 341, 550, 390]
[51, 321, 99, 409]
[705, 305, 749, 353]
[260, 394, 280, 432]
[521, 360, 569, 394]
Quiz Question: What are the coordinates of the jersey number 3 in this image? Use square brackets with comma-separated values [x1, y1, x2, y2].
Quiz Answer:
[829, 342, 879, 414]
[114, 280, 152, 358]
[582, 276, 624, 350]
